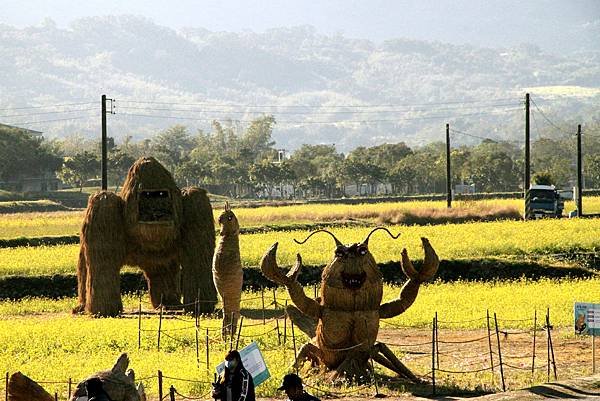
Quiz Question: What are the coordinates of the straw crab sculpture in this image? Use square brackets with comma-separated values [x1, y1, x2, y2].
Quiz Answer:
[260, 228, 439, 382]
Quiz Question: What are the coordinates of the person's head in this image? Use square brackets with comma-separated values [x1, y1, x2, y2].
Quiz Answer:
[224, 350, 242, 372]
[85, 378, 105, 396]
[278, 373, 303, 399]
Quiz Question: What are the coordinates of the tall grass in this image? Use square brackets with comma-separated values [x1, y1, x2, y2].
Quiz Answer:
[377, 203, 521, 225]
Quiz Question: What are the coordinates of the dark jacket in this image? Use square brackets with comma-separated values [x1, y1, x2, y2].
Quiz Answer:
[287, 391, 320, 401]
[214, 366, 255, 401]
[88, 392, 112, 401]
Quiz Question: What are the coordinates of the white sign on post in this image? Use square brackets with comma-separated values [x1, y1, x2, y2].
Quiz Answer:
[574, 302, 600, 335]
[575, 302, 600, 373]
[216, 342, 270, 386]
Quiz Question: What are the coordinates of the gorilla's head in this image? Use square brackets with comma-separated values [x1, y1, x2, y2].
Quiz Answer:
[120, 157, 183, 249]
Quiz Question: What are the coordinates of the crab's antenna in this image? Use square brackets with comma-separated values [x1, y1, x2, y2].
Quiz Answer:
[362, 227, 400, 245]
[294, 229, 343, 247]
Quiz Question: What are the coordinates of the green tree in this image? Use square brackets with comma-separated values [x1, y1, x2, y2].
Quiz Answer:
[151, 125, 195, 173]
[465, 140, 519, 192]
[585, 154, 600, 188]
[531, 138, 574, 188]
[0, 126, 61, 183]
[249, 159, 283, 198]
[57, 152, 100, 192]
[345, 146, 387, 195]
[389, 157, 417, 195]
[108, 147, 136, 191]
[410, 142, 446, 194]
[288, 144, 344, 198]
[532, 171, 555, 186]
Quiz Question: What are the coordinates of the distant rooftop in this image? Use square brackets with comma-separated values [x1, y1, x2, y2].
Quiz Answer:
[0, 123, 43, 136]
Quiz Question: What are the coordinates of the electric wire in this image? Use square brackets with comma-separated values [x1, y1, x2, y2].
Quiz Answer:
[115, 108, 522, 125]
[0, 101, 95, 111]
[5, 116, 92, 126]
[0, 107, 97, 119]
[117, 97, 519, 108]
[530, 97, 573, 136]
[449, 127, 523, 144]
[114, 102, 520, 115]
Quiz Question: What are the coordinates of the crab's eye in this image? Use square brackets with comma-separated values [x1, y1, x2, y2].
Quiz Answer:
[227, 216, 233, 221]
[358, 246, 368, 255]
[335, 246, 346, 257]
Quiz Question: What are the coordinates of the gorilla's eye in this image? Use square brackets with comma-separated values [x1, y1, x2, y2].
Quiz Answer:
[140, 190, 168, 198]
[358, 246, 368, 255]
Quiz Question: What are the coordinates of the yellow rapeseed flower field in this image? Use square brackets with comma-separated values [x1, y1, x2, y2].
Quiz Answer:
[2, 218, 599, 276]
[1, 198, 599, 396]
[2, 196, 599, 239]
[0, 278, 597, 398]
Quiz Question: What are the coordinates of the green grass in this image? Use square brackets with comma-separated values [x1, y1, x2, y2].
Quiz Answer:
[0, 200, 71, 214]
[0, 190, 23, 202]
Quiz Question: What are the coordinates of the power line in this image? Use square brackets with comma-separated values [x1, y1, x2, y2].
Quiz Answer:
[449, 128, 523, 143]
[115, 107, 521, 125]
[529, 97, 573, 136]
[449, 128, 493, 141]
[0, 108, 96, 119]
[117, 97, 519, 109]
[0, 101, 95, 112]
[5, 116, 91, 126]
[115, 102, 519, 115]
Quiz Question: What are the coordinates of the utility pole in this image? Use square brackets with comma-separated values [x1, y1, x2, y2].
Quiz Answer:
[577, 124, 583, 217]
[101, 94, 108, 191]
[446, 123, 451, 208]
[101, 95, 114, 191]
[524, 93, 531, 195]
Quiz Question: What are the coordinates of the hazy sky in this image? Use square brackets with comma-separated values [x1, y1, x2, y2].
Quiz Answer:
[1, 0, 599, 50]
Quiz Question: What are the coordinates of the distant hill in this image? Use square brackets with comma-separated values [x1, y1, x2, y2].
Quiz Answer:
[1, 16, 598, 151]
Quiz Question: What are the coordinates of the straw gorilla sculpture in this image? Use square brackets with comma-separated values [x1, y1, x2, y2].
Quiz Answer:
[73, 157, 217, 317]
[212, 202, 244, 338]
[260, 228, 439, 382]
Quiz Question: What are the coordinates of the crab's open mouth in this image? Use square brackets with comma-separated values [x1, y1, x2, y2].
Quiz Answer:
[341, 272, 367, 290]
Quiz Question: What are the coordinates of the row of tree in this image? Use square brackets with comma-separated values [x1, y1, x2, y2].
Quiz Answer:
[2, 116, 600, 197]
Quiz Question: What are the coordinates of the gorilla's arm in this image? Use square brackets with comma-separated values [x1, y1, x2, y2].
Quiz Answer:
[180, 187, 217, 313]
[77, 192, 127, 316]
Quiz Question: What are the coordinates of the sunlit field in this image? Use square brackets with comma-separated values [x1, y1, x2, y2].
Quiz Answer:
[1, 198, 600, 398]
[0, 278, 595, 398]
[1, 218, 599, 276]
[2, 196, 600, 240]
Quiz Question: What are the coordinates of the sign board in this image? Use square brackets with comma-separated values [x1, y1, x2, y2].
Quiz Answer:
[216, 342, 270, 386]
[574, 302, 600, 336]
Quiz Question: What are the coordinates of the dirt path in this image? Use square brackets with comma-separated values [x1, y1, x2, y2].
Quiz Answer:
[123, 326, 600, 400]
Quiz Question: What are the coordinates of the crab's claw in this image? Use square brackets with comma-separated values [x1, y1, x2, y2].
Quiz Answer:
[401, 237, 439, 283]
[260, 243, 302, 286]
[287, 253, 303, 282]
